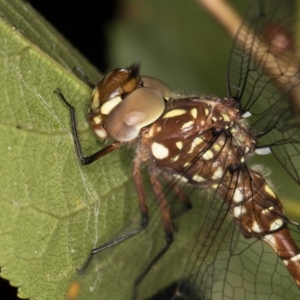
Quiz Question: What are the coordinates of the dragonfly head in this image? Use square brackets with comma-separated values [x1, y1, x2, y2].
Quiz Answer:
[88, 63, 172, 142]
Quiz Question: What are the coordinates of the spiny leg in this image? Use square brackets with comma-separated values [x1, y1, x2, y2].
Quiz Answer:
[55, 89, 151, 273]
[77, 157, 151, 274]
[54, 88, 121, 164]
[132, 171, 176, 299]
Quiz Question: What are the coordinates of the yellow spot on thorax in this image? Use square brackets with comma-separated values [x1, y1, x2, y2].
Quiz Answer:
[163, 109, 186, 118]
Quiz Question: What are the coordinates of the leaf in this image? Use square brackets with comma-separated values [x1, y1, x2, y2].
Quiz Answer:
[0, 1, 199, 299]
[2, 1, 300, 300]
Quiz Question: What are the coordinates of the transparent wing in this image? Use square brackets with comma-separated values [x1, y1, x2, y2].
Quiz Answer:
[227, 0, 300, 115]
[252, 104, 300, 184]
[173, 167, 300, 300]
[228, 0, 300, 184]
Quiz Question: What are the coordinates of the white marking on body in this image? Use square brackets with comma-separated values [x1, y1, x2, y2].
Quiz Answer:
[184, 162, 190, 168]
[203, 149, 213, 160]
[232, 205, 246, 218]
[252, 221, 262, 233]
[173, 174, 188, 183]
[291, 253, 300, 262]
[190, 108, 197, 118]
[213, 143, 221, 152]
[212, 167, 223, 179]
[181, 121, 194, 130]
[193, 175, 205, 182]
[262, 234, 277, 251]
[221, 113, 230, 122]
[262, 206, 274, 215]
[269, 219, 284, 231]
[264, 184, 276, 198]
[212, 116, 217, 122]
[188, 137, 204, 154]
[211, 183, 218, 189]
[242, 111, 252, 118]
[283, 259, 289, 266]
[204, 108, 210, 116]
[176, 141, 183, 150]
[163, 109, 186, 118]
[200, 120, 205, 126]
[255, 147, 271, 155]
[233, 188, 243, 203]
[151, 142, 169, 159]
[172, 155, 180, 162]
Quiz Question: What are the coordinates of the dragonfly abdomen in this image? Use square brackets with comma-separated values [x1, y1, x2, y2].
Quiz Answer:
[219, 167, 300, 287]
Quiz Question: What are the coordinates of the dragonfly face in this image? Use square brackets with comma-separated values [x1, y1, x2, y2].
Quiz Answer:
[59, 0, 300, 299]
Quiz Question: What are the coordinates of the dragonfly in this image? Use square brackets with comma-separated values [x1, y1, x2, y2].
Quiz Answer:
[59, 0, 300, 299]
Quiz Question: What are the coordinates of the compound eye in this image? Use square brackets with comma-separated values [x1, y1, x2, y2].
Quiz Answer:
[106, 87, 165, 142]
[141, 76, 173, 100]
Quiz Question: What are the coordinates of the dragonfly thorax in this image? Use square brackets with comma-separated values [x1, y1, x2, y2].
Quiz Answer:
[140, 96, 256, 187]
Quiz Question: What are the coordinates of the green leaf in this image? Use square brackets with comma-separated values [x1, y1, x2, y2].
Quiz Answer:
[0, 1, 200, 299]
[2, 0, 300, 300]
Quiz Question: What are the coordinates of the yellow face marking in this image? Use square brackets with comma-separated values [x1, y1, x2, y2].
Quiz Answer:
[264, 184, 276, 198]
[94, 127, 107, 139]
[181, 121, 194, 130]
[151, 142, 169, 159]
[233, 188, 243, 203]
[212, 167, 223, 180]
[176, 141, 183, 150]
[221, 113, 230, 122]
[100, 96, 122, 115]
[192, 174, 205, 182]
[190, 108, 198, 119]
[91, 88, 100, 111]
[204, 108, 210, 116]
[163, 109, 186, 118]
[173, 174, 188, 183]
[269, 219, 284, 231]
[232, 205, 246, 218]
[202, 149, 213, 160]
[93, 116, 101, 125]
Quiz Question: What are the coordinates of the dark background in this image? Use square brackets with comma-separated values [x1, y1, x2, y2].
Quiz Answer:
[1, 1, 119, 299]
